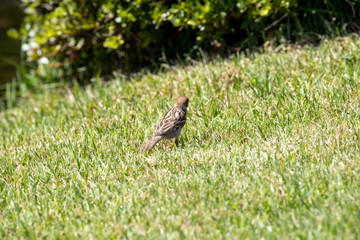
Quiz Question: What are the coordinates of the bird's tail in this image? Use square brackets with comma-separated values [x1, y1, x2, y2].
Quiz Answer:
[141, 136, 163, 151]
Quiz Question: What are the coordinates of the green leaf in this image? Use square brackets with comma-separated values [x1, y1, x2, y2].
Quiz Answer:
[103, 35, 124, 49]
[7, 28, 20, 39]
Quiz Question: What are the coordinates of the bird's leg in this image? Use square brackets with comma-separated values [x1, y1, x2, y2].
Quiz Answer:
[175, 138, 179, 147]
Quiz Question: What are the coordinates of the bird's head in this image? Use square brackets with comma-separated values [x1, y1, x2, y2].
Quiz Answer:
[175, 96, 189, 107]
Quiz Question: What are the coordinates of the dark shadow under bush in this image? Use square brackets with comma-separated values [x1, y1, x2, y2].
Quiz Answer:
[11, 0, 360, 83]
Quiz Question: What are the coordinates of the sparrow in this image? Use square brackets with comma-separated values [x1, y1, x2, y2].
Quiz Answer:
[142, 96, 189, 151]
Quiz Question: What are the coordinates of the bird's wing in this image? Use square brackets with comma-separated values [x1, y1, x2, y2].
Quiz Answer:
[155, 106, 186, 136]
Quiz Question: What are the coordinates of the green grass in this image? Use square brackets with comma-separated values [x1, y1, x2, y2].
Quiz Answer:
[1, 35, 360, 239]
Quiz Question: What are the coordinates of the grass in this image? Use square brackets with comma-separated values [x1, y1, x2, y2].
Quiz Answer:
[1, 35, 360, 239]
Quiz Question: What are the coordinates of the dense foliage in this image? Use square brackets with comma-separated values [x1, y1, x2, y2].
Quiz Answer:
[13, 0, 360, 81]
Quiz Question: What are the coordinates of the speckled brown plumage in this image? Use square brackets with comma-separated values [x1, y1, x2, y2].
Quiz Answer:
[142, 96, 189, 151]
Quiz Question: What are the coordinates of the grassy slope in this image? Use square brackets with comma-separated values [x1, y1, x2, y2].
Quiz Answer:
[1, 36, 360, 239]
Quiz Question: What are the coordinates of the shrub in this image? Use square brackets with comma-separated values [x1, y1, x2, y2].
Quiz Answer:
[13, 0, 360, 82]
